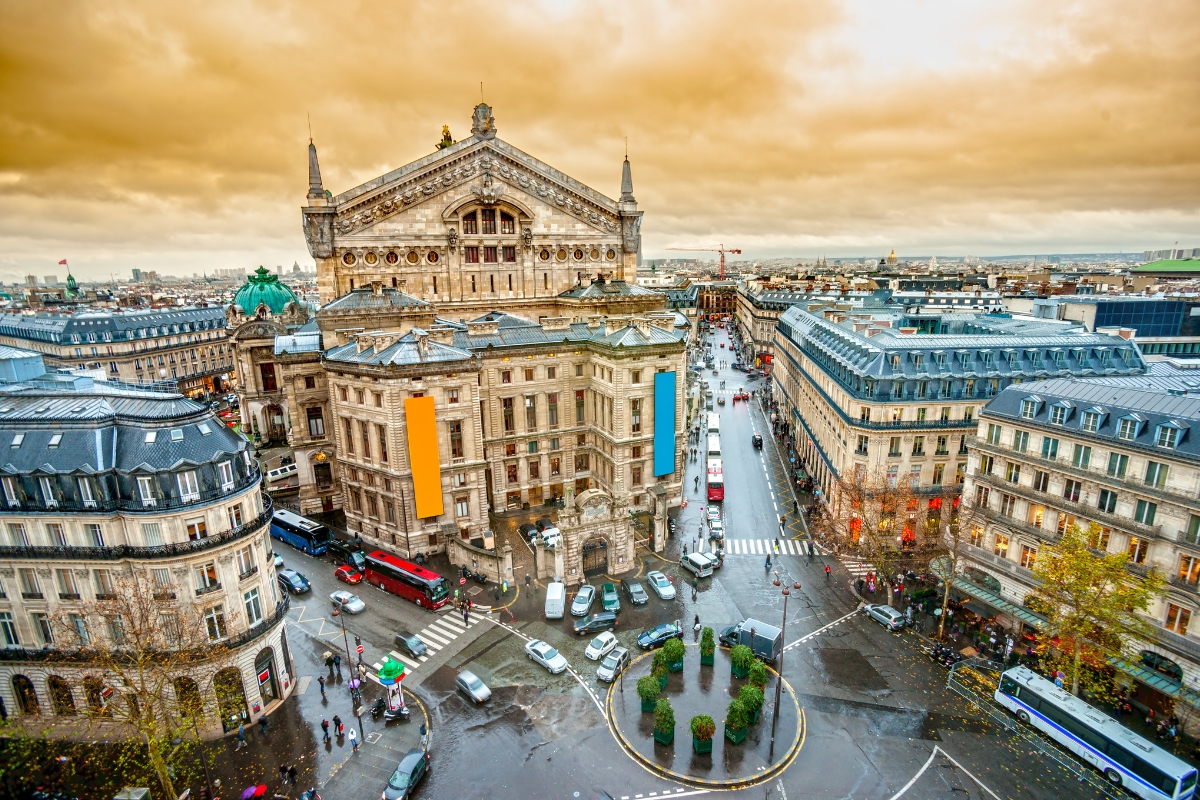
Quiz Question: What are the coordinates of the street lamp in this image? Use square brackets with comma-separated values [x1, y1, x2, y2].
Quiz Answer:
[769, 572, 801, 762]
[331, 603, 364, 740]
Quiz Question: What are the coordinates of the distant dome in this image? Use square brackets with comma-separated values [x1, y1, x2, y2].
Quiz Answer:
[233, 267, 300, 315]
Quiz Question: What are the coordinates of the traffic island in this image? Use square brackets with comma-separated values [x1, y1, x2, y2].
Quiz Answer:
[606, 643, 804, 789]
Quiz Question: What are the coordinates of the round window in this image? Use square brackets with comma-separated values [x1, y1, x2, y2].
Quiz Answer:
[385, 252, 399, 265]
[342, 252, 356, 266]
[364, 252, 378, 265]
[427, 251, 439, 263]
[590, 248, 600, 260]
[606, 249, 617, 260]
[573, 249, 584, 260]
[540, 249, 551, 261]
[406, 251, 419, 264]
[556, 249, 568, 261]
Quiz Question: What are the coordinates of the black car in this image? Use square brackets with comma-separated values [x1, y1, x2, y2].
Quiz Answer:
[752, 433, 763, 449]
[536, 517, 556, 533]
[327, 538, 366, 571]
[276, 568, 310, 594]
[394, 631, 427, 658]
[572, 611, 619, 636]
[384, 747, 430, 800]
[637, 622, 684, 650]
[620, 579, 649, 605]
[518, 523, 539, 543]
[718, 624, 739, 648]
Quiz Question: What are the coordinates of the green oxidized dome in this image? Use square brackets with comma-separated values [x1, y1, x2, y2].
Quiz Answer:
[232, 266, 300, 315]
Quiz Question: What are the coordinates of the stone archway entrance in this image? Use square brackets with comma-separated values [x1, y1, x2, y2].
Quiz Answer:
[255, 647, 279, 705]
[213, 667, 249, 733]
[581, 536, 609, 577]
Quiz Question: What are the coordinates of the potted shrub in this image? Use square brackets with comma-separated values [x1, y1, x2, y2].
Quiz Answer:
[730, 644, 754, 679]
[700, 627, 716, 667]
[637, 675, 661, 713]
[724, 699, 749, 744]
[653, 698, 675, 746]
[663, 637, 686, 673]
[652, 650, 669, 690]
[690, 714, 716, 754]
[748, 661, 769, 690]
[739, 683, 765, 725]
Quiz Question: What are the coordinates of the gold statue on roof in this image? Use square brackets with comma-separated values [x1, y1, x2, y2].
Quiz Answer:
[436, 125, 455, 150]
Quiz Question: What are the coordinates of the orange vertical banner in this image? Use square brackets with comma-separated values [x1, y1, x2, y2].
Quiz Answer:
[405, 396, 444, 519]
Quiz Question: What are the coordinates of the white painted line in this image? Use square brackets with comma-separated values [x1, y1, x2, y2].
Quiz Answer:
[428, 619, 466, 638]
[417, 637, 443, 652]
[419, 628, 453, 646]
[888, 745, 1000, 800]
[388, 650, 421, 671]
[753, 539, 763, 555]
[784, 608, 860, 652]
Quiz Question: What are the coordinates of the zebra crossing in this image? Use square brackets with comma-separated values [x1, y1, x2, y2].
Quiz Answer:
[840, 558, 878, 580]
[366, 607, 485, 684]
[723, 538, 810, 556]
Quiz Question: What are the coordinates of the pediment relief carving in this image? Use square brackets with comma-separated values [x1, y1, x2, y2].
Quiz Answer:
[335, 150, 619, 237]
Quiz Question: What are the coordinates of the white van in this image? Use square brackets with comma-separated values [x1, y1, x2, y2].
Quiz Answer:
[544, 582, 566, 619]
[265, 463, 298, 483]
[539, 527, 563, 549]
[681, 553, 714, 579]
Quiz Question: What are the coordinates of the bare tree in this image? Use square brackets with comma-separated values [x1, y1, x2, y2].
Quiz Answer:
[46, 567, 237, 799]
[810, 468, 950, 603]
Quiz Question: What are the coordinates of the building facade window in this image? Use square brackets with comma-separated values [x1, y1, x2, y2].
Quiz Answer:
[993, 534, 1009, 558]
[1166, 603, 1191, 635]
[204, 605, 227, 641]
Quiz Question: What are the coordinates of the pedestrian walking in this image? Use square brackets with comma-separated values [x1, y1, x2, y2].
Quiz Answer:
[259, 715, 270, 735]
[333, 714, 343, 736]
[324, 652, 334, 673]
[357, 662, 367, 682]
[462, 605, 470, 625]
[824, 564, 831, 580]
[320, 719, 330, 743]
[333, 654, 342, 676]
[318, 675, 326, 698]
[348, 727, 359, 752]
[279, 765, 289, 784]
[236, 722, 247, 749]
[288, 765, 297, 785]
[419, 722, 428, 751]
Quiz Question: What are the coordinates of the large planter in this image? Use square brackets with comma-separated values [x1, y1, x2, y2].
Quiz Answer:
[654, 727, 674, 746]
[724, 723, 747, 744]
[731, 662, 749, 679]
[641, 698, 657, 713]
[700, 652, 715, 666]
[667, 659, 684, 673]
[658, 675, 668, 691]
[693, 736, 713, 754]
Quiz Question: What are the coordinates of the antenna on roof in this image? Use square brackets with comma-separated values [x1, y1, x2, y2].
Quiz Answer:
[307, 112, 313, 144]
[480, 82, 484, 103]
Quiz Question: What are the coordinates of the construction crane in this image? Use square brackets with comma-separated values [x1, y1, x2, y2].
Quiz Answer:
[665, 244, 742, 280]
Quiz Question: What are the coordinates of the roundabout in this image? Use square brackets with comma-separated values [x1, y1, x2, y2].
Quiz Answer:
[605, 641, 804, 790]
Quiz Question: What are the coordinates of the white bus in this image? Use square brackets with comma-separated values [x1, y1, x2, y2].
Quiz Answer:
[707, 434, 722, 460]
[995, 666, 1196, 799]
[707, 416, 720, 436]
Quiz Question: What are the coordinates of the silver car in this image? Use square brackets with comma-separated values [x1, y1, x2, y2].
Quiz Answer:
[863, 603, 905, 631]
[596, 647, 630, 682]
[646, 571, 675, 600]
[456, 669, 491, 704]
[571, 585, 595, 616]
[329, 590, 365, 614]
[525, 639, 569, 674]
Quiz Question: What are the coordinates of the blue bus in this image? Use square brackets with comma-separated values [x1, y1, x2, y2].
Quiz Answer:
[270, 509, 333, 556]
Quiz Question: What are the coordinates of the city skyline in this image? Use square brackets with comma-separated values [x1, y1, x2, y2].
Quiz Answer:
[1, 0, 1196, 280]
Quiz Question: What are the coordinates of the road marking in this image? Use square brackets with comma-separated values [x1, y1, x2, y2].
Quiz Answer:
[887, 745, 1000, 800]
[783, 608, 860, 652]
[388, 650, 422, 670]
[418, 628, 454, 646]
[296, 675, 311, 695]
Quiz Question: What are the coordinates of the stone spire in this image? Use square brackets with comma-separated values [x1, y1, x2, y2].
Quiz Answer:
[620, 156, 635, 202]
[307, 141, 324, 200]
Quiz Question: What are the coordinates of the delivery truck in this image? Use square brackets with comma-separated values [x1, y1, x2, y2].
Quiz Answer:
[718, 618, 783, 663]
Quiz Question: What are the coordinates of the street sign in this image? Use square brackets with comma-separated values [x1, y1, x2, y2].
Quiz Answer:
[459, 577, 467, 585]
[356, 644, 364, 654]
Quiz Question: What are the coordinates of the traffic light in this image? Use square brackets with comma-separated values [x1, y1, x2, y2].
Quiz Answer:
[198, 787, 210, 800]
[355, 635, 361, 648]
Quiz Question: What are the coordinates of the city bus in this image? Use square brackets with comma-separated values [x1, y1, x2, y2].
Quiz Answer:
[363, 550, 451, 610]
[707, 434, 722, 460]
[707, 416, 720, 436]
[270, 509, 333, 556]
[706, 459, 724, 502]
[995, 666, 1196, 799]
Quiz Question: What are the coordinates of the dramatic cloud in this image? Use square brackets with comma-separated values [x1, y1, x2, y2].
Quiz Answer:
[0, 0, 1197, 279]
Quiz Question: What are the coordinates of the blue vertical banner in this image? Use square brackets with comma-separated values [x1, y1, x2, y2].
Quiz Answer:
[653, 371, 677, 476]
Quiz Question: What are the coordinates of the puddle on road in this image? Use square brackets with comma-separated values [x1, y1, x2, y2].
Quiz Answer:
[810, 647, 890, 692]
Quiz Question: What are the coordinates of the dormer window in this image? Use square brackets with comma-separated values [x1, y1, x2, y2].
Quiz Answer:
[170, 429, 184, 442]
[48, 434, 62, 448]
[1118, 416, 1141, 441]
[1157, 423, 1184, 449]
[145, 431, 157, 444]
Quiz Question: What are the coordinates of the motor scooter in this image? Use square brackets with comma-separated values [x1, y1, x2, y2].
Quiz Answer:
[384, 702, 411, 722]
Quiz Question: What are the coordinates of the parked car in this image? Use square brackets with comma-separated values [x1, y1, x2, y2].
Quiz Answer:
[394, 631, 427, 659]
[646, 571, 676, 600]
[335, 564, 363, 584]
[706, 507, 722, 522]
[694, 551, 721, 571]
[536, 517, 556, 532]
[637, 622, 684, 650]
[752, 433, 763, 449]
[272, 552, 284, 568]
[620, 579, 649, 605]
[525, 640, 569, 674]
[584, 631, 619, 661]
[596, 647, 631, 683]
[276, 568, 310, 594]
[708, 519, 725, 540]
[570, 585, 596, 617]
[601, 582, 621, 612]
[518, 523, 539, 543]
[383, 748, 430, 800]
[456, 669, 491, 704]
[330, 590, 365, 614]
[680, 553, 713, 578]
[864, 603, 905, 632]
[572, 612, 618, 636]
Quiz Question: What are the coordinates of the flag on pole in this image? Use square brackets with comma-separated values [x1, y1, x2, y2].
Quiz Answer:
[58, 259, 67, 265]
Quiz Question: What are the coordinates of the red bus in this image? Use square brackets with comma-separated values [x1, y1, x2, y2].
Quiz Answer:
[363, 551, 450, 610]
[707, 459, 724, 502]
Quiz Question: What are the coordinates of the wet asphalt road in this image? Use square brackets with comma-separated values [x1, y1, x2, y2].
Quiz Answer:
[268, 327, 1111, 800]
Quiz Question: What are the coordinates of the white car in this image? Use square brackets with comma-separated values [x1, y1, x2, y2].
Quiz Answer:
[863, 603, 905, 631]
[584, 631, 618, 661]
[706, 507, 721, 522]
[273, 553, 284, 568]
[708, 519, 725, 539]
[525, 640, 569, 674]
[646, 571, 676, 600]
[539, 528, 563, 549]
[330, 590, 365, 614]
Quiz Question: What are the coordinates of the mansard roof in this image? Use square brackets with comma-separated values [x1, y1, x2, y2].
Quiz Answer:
[558, 278, 662, 300]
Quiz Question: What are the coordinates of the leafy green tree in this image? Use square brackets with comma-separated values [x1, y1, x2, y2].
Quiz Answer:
[1029, 522, 1165, 697]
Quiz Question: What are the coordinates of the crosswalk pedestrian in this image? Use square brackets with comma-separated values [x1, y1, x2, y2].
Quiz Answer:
[723, 538, 807, 556]
[367, 607, 486, 684]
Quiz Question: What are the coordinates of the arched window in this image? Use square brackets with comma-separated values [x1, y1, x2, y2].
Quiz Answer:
[83, 675, 109, 716]
[12, 675, 39, 715]
[174, 676, 203, 719]
[48, 676, 75, 716]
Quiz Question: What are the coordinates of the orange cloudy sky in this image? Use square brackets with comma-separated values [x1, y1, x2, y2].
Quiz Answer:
[1, 0, 1197, 280]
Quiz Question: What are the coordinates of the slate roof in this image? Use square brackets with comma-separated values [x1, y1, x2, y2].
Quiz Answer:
[275, 332, 322, 355]
[558, 279, 662, 299]
[0, 306, 227, 344]
[325, 330, 473, 367]
[321, 288, 430, 312]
